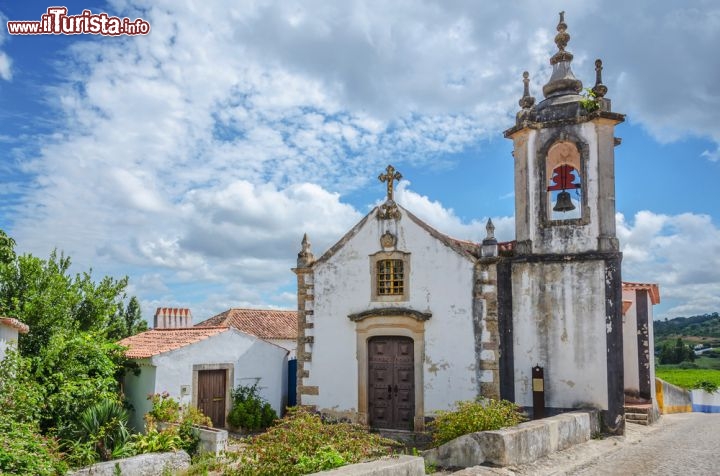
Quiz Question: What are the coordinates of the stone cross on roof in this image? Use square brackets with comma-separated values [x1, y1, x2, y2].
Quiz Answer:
[378, 164, 402, 202]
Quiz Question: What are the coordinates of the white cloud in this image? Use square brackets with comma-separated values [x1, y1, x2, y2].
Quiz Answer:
[3, 0, 719, 321]
[396, 182, 515, 243]
[618, 211, 720, 318]
[0, 12, 11, 81]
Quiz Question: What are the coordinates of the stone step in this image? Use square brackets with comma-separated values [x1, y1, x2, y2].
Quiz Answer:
[625, 412, 649, 421]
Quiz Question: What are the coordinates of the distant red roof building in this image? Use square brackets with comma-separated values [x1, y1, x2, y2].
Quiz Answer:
[195, 308, 297, 340]
[0, 317, 29, 334]
[117, 327, 228, 359]
[622, 282, 661, 305]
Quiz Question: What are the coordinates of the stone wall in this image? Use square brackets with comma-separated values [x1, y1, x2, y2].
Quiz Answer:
[655, 378, 692, 414]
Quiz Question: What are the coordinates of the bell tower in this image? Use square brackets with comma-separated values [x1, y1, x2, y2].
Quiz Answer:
[500, 12, 626, 434]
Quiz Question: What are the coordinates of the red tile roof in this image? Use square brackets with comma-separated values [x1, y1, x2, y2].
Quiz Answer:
[622, 282, 660, 305]
[117, 327, 228, 359]
[0, 317, 29, 334]
[195, 309, 297, 340]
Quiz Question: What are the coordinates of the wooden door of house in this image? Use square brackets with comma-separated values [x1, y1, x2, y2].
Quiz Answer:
[198, 369, 226, 428]
[368, 336, 414, 430]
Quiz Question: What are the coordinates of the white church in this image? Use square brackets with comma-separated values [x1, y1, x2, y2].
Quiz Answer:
[292, 13, 658, 435]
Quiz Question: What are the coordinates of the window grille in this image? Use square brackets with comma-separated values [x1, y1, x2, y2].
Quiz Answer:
[377, 259, 404, 296]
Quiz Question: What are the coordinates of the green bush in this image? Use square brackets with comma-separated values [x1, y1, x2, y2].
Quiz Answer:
[69, 398, 131, 464]
[227, 383, 277, 432]
[147, 392, 181, 423]
[141, 393, 212, 456]
[0, 414, 68, 475]
[428, 398, 525, 446]
[695, 380, 719, 393]
[129, 428, 183, 454]
[227, 408, 400, 476]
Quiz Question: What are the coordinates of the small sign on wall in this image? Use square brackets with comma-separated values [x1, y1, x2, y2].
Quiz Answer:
[532, 365, 545, 419]
[180, 385, 190, 396]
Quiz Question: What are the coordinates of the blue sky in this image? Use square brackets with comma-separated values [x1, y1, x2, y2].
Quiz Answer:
[1, 1, 719, 322]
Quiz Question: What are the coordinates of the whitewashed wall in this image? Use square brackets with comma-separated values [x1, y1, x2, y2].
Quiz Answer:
[0, 324, 19, 361]
[512, 261, 609, 409]
[268, 338, 296, 359]
[622, 290, 640, 393]
[306, 210, 478, 416]
[126, 329, 287, 431]
[124, 360, 156, 432]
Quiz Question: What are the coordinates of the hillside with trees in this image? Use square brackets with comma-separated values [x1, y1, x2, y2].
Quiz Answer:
[654, 313, 720, 391]
[655, 312, 720, 348]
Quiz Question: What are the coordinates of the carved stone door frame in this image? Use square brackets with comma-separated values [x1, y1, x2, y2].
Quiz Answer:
[352, 312, 426, 431]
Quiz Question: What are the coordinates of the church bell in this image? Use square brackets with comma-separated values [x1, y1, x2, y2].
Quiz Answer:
[553, 190, 575, 212]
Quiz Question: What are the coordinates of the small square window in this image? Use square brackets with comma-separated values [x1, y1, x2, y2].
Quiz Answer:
[371, 252, 409, 302]
[377, 259, 404, 295]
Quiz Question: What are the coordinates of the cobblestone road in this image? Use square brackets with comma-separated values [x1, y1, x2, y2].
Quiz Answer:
[572, 413, 720, 476]
[451, 413, 720, 476]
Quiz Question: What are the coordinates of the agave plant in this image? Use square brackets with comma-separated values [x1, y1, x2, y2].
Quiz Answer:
[72, 398, 132, 461]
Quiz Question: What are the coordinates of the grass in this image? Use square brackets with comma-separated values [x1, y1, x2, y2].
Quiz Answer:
[655, 368, 720, 390]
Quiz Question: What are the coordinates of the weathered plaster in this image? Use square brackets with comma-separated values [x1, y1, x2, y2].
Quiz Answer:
[304, 204, 489, 429]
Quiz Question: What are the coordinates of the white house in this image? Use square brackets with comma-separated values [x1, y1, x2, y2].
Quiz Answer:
[119, 326, 288, 431]
[622, 282, 660, 405]
[0, 316, 29, 360]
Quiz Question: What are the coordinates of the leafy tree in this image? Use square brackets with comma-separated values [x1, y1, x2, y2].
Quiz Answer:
[34, 331, 126, 440]
[0, 350, 67, 475]
[108, 296, 147, 340]
[0, 228, 146, 469]
[659, 338, 696, 364]
[0, 229, 16, 265]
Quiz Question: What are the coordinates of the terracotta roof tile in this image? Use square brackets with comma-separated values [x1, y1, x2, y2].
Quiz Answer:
[195, 309, 297, 340]
[0, 317, 29, 334]
[117, 327, 228, 359]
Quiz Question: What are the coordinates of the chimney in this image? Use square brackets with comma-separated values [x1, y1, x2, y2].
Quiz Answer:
[153, 307, 193, 329]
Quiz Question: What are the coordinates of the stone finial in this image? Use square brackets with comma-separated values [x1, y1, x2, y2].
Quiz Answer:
[554, 11, 570, 53]
[542, 12, 582, 98]
[592, 58, 608, 98]
[518, 71, 536, 109]
[297, 233, 315, 267]
[485, 218, 496, 242]
[481, 218, 498, 258]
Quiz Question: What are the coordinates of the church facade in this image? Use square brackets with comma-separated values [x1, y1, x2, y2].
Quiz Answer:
[293, 13, 651, 435]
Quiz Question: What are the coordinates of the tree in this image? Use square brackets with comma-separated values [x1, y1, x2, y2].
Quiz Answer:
[108, 296, 147, 340]
[0, 230, 131, 356]
[0, 229, 142, 468]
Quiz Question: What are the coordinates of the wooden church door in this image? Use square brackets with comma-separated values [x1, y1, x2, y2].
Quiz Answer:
[368, 336, 415, 430]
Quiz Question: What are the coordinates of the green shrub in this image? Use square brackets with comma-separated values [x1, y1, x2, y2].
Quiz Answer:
[227, 383, 277, 432]
[428, 398, 525, 446]
[227, 408, 400, 476]
[141, 393, 212, 456]
[0, 414, 68, 475]
[129, 428, 183, 454]
[695, 380, 719, 393]
[147, 392, 181, 423]
[294, 445, 346, 473]
[69, 398, 132, 464]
